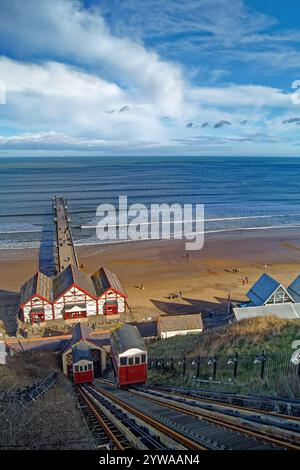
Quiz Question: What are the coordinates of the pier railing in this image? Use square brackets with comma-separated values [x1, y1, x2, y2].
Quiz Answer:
[52, 196, 79, 272]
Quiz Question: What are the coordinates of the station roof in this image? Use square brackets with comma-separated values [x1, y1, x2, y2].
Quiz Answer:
[20, 262, 127, 307]
[91, 266, 127, 298]
[61, 323, 102, 354]
[53, 264, 97, 300]
[288, 275, 300, 302]
[111, 324, 146, 354]
[72, 341, 93, 364]
[20, 272, 53, 305]
[158, 313, 203, 332]
[246, 273, 281, 306]
[233, 303, 300, 321]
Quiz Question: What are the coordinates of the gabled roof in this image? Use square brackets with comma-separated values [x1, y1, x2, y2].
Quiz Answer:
[111, 324, 146, 354]
[133, 321, 158, 339]
[20, 272, 53, 305]
[70, 323, 93, 343]
[53, 264, 96, 300]
[20, 265, 126, 309]
[61, 323, 102, 353]
[158, 313, 203, 332]
[288, 275, 300, 302]
[91, 266, 127, 298]
[246, 273, 281, 306]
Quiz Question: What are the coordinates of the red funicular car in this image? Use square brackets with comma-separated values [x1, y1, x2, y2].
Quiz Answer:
[110, 324, 147, 387]
[72, 342, 94, 384]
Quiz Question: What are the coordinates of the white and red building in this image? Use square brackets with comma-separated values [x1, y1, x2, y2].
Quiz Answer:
[19, 265, 128, 324]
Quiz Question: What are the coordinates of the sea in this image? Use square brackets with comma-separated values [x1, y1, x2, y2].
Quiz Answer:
[1, 155, 300, 251]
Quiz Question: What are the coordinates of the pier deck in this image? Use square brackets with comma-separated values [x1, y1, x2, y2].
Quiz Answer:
[52, 196, 79, 273]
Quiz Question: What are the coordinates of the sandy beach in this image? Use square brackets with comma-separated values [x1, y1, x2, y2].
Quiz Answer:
[1, 230, 300, 326]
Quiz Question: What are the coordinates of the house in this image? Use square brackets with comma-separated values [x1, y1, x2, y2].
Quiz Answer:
[20, 271, 54, 323]
[157, 313, 204, 339]
[52, 265, 97, 320]
[233, 273, 300, 321]
[133, 321, 158, 342]
[91, 266, 127, 315]
[19, 264, 127, 324]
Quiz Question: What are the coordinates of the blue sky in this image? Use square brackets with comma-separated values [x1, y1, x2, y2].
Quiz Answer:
[0, 0, 300, 156]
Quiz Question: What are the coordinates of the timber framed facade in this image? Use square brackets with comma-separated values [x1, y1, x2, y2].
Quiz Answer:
[20, 265, 128, 324]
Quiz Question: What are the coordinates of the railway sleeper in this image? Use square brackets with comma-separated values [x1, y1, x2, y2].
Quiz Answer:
[136, 390, 300, 447]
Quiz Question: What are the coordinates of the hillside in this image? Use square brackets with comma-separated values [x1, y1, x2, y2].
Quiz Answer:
[0, 351, 94, 449]
[149, 316, 300, 358]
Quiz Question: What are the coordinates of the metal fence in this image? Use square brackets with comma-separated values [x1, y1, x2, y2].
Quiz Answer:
[148, 352, 300, 393]
[0, 372, 59, 408]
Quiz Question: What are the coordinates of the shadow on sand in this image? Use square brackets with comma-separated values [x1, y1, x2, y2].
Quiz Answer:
[0, 289, 19, 336]
[38, 222, 56, 276]
[150, 296, 243, 328]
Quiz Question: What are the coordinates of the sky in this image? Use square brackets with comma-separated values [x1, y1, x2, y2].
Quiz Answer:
[0, 0, 300, 156]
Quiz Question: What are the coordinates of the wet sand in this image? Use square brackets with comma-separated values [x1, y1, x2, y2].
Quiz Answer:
[1, 230, 300, 323]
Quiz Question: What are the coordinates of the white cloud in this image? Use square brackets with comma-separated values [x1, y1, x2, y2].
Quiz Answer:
[100, 0, 274, 41]
[0, 56, 170, 142]
[1, 57, 122, 100]
[0, 131, 123, 148]
[0, 54, 298, 153]
[102, 0, 300, 74]
[189, 85, 292, 108]
[0, 0, 185, 116]
[0, 0, 299, 155]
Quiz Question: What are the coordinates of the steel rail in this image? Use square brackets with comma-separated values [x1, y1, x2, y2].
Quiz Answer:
[130, 388, 300, 450]
[154, 385, 300, 414]
[77, 386, 129, 450]
[144, 386, 300, 424]
[90, 384, 207, 450]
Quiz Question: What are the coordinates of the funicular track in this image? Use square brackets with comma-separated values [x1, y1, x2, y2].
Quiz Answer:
[76, 386, 132, 449]
[141, 385, 300, 424]
[147, 385, 300, 417]
[76, 385, 186, 450]
[89, 381, 298, 450]
[130, 386, 300, 450]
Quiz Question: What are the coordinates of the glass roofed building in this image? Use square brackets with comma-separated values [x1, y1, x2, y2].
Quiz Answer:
[233, 273, 300, 321]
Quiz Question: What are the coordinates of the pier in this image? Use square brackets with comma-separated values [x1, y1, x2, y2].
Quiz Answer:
[52, 196, 79, 273]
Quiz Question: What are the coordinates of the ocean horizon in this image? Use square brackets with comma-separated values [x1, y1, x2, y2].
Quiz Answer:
[1, 155, 300, 250]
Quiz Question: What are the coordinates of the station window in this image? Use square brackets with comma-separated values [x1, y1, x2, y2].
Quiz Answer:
[120, 357, 127, 366]
[135, 356, 141, 365]
[141, 354, 146, 363]
[128, 357, 134, 365]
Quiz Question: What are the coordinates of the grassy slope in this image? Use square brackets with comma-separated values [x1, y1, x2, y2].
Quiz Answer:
[149, 316, 300, 358]
[0, 351, 94, 449]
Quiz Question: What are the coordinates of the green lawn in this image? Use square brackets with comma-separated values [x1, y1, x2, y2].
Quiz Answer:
[149, 316, 300, 358]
